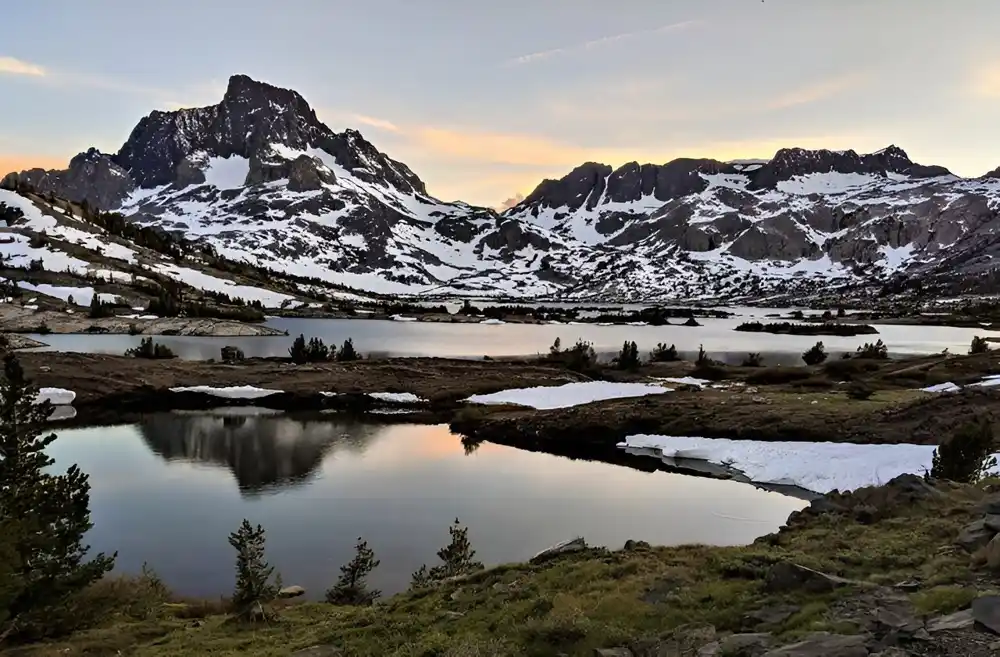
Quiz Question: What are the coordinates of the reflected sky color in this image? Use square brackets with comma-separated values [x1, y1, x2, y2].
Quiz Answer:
[48, 417, 805, 598]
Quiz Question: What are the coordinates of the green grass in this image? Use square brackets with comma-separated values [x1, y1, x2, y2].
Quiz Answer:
[7, 478, 994, 657]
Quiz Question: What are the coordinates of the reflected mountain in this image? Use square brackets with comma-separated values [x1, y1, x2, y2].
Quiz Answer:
[138, 411, 385, 495]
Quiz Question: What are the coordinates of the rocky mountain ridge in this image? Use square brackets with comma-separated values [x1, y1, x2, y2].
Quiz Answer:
[5, 74, 1000, 302]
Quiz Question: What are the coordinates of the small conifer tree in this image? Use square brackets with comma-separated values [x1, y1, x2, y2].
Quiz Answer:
[802, 341, 827, 365]
[970, 336, 991, 355]
[228, 519, 278, 617]
[289, 334, 308, 364]
[325, 537, 380, 606]
[0, 355, 114, 642]
[337, 338, 360, 362]
[931, 419, 997, 483]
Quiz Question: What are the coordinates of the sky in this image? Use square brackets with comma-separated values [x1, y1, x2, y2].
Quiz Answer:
[3, 0, 1000, 207]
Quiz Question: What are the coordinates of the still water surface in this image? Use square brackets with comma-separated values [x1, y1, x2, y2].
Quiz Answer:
[28, 312, 1000, 362]
[50, 415, 805, 598]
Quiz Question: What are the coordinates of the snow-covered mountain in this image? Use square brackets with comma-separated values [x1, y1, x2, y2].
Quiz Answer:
[7, 74, 1000, 302]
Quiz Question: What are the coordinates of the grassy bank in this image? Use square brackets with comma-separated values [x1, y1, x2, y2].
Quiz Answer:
[9, 475, 1000, 656]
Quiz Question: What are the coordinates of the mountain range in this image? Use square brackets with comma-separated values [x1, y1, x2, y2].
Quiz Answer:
[5, 73, 1000, 303]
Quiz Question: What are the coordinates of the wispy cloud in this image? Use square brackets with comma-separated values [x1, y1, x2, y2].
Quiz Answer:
[0, 56, 46, 77]
[767, 72, 869, 110]
[350, 114, 401, 133]
[505, 20, 701, 67]
[495, 193, 525, 211]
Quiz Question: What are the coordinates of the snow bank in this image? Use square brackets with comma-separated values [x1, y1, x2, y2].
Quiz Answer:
[36, 388, 76, 405]
[48, 406, 77, 422]
[922, 382, 960, 393]
[479, 318, 506, 325]
[368, 392, 427, 403]
[620, 434, 1000, 494]
[465, 381, 673, 410]
[168, 385, 282, 399]
[390, 314, 417, 322]
[17, 282, 116, 306]
[654, 377, 711, 388]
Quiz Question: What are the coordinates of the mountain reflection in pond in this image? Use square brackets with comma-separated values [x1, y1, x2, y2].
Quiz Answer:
[48, 414, 806, 599]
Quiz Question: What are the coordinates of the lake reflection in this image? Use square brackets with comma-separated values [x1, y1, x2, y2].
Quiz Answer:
[49, 415, 805, 598]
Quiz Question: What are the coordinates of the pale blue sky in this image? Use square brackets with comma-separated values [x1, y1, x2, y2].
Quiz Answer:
[3, 0, 1000, 206]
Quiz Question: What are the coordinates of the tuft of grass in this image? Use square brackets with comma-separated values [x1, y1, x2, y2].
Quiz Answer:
[911, 586, 979, 616]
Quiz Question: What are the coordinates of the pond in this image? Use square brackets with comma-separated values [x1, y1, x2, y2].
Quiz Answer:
[49, 415, 806, 599]
[25, 310, 1000, 362]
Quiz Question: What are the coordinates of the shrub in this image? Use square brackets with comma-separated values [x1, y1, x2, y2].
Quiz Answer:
[802, 341, 827, 366]
[856, 339, 889, 359]
[649, 343, 679, 362]
[616, 341, 640, 370]
[221, 345, 245, 363]
[742, 352, 763, 367]
[931, 419, 997, 483]
[0, 355, 115, 642]
[546, 338, 598, 374]
[970, 336, 991, 355]
[410, 518, 483, 588]
[696, 344, 711, 367]
[845, 381, 875, 400]
[127, 323, 142, 336]
[288, 334, 332, 364]
[337, 338, 360, 362]
[124, 337, 175, 359]
[325, 538, 380, 606]
[228, 519, 278, 619]
[824, 358, 880, 380]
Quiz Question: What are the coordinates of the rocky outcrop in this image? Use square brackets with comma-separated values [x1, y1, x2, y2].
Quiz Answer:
[3, 148, 135, 209]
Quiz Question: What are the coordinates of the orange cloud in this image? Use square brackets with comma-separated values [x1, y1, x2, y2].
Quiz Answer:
[0, 56, 46, 77]
[968, 62, 1000, 98]
[496, 193, 525, 211]
[0, 154, 67, 176]
[767, 72, 869, 110]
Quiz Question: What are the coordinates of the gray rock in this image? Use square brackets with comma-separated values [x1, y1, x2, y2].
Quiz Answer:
[718, 633, 773, 656]
[986, 534, 1000, 569]
[745, 605, 801, 627]
[764, 562, 856, 594]
[956, 519, 995, 550]
[926, 608, 975, 632]
[594, 649, 633, 657]
[984, 514, 1000, 534]
[291, 646, 343, 657]
[976, 493, 1000, 516]
[874, 606, 923, 633]
[761, 633, 869, 657]
[277, 585, 305, 598]
[972, 595, 1000, 635]
[531, 537, 587, 563]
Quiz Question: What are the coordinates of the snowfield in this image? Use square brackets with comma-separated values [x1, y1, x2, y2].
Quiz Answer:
[619, 434, 1000, 494]
[465, 381, 673, 410]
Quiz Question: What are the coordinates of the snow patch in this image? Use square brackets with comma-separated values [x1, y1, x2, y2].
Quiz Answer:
[465, 381, 673, 410]
[202, 155, 251, 189]
[368, 392, 427, 403]
[36, 388, 76, 405]
[168, 385, 282, 399]
[620, 434, 1000, 494]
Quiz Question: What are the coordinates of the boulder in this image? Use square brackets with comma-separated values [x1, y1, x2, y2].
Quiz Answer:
[744, 605, 801, 628]
[717, 633, 773, 656]
[531, 537, 587, 563]
[277, 585, 305, 598]
[926, 608, 975, 632]
[764, 562, 857, 594]
[972, 595, 1000, 635]
[986, 534, 1000, 569]
[761, 633, 869, 657]
[956, 519, 996, 550]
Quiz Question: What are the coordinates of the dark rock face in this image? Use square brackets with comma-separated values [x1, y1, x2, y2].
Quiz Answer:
[4, 148, 135, 209]
[747, 145, 951, 190]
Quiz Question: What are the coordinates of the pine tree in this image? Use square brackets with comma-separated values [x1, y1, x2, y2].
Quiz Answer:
[337, 338, 360, 362]
[427, 518, 483, 581]
[228, 519, 277, 617]
[289, 334, 308, 364]
[931, 419, 998, 483]
[0, 354, 114, 642]
[324, 537, 380, 606]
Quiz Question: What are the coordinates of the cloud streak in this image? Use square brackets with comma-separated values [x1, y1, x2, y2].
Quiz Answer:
[767, 72, 869, 110]
[0, 56, 46, 77]
[505, 20, 701, 66]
